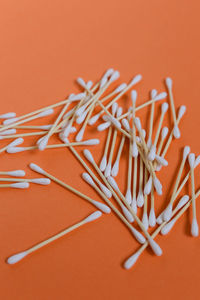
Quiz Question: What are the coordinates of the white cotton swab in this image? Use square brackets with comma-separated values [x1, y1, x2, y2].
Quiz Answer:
[0, 182, 29, 189]
[142, 168, 149, 230]
[165, 77, 180, 138]
[0, 178, 50, 185]
[149, 189, 156, 227]
[0, 129, 17, 136]
[131, 90, 138, 157]
[99, 127, 112, 172]
[0, 137, 24, 154]
[147, 89, 157, 148]
[189, 153, 199, 236]
[7, 211, 102, 264]
[125, 137, 133, 205]
[0, 170, 25, 177]
[0, 112, 16, 119]
[137, 154, 144, 207]
[111, 134, 125, 177]
[82, 173, 112, 200]
[156, 127, 169, 157]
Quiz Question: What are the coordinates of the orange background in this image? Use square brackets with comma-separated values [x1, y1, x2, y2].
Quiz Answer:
[0, 1, 200, 299]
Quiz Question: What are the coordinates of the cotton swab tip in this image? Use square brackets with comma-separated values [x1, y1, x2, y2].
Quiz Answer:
[92, 200, 111, 214]
[131, 90, 137, 104]
[7, 170, 26, 177]
[100, 156, 107, 172]
[130, 74, 142, 86]
[149, 209, 156, 227]
[178, 105, 186, 119]
[97, 122, 110, 132]
[122, 118, 130, 132]
[148, 238, 163, 256]
[84, 211, 102, 223]
[137, 191, 144, 207]
[88, 113, 100, 125]
[31, 178, 51, 185]
[3, 117, 19, 125]
[183, 146, 190, 160]
[110, 70, 120, 82]
[144, 177, 152, 195]
[125, 189, 132, 205]
[115, 83, 127, 93]
[134, 117, 142, 131]
[148, 145, 156, 161]
[7, 251, 28, 264]
[142, 212, 149, 230]
[38, 108, 54, 118]
[165, 77, 173, 89]
[83, 149, 94, 163]
[107, 176, 119, 191]
[104, 162, 111, 178]
[76, 128, 84, 142]
[151, 89, 157, 99]
[124, 251, 141, 269]
[99, 183, 112, 199]
[132, 141, 138, 157]
[82, 139, 100, 146]
[29, 163, 46, 175]
[161, 219, 175, 235]
[163, 203, 173, 222]
[111, 160, 119, 177]
[0, 112, 16, 119]
[111, 102, 118, 116]
[11, 182, 29, 189]
[173, 125, 180, 139]
[188, 153, 195, 168]
[154, 92, 167, 101]
[121, 205, 134, 223]
[38, 136, 49, 151]
[176, 195, 189, 210]
[153, 177, 162, 195]
[161, 127, 169, 139]
[161, 102, 169, 113]
[82, 173, 95, 186]
[191, 219, 199, 237]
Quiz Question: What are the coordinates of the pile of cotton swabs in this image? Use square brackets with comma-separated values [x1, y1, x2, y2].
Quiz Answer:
[0, 68, 199, 269]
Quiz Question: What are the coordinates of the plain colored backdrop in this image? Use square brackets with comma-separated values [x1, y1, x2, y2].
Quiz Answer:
[0, 0, 200, 299]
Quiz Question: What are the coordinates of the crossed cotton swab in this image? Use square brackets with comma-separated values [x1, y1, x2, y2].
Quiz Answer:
[29, 163, 110, 214]
[188, 153, 199, 236]
[7, 211, 102, 264]
[123, 193, 199, 269]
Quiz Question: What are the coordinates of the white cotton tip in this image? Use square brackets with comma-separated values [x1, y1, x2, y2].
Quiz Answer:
[38, 135, 49, 151]
[37, 108, 54, 118]
[154, 92, 167, 101]
[131, 197, 137, 214]
[112, 102, 118, 116]
[70, 127, 77, 133]
[97, 122, 110, 132]
[148, 238, 163, 256]
[155, 155, 168, 166]
[107, 176, 119, 191]
[183, 146, 190, 160]
[156, 212, 164, 225]
[191, 218, 199, 237]
[194, 155, 200, 168]
[92, 200, 111, 214]
[69, 92, 86, 102]
[156, 164, 162, 172]
[29, 163, 46, 175]
[3, 117, 19, 125]
[161, 102, 169, 113]
[131, 228, 146, 244]
[84, 211, 102, 223]
[109, 116, 121, 129]
[144, 176, 152, 195]
[153, 177, 162, 195]
[122, 118, 130, 132]
[176, 195, 189, 210]
[82, 139, 99, 146]
[124, 251, 141, 269]
[6, 147, 26, 153]
[75, 104, 87, 117]
[36, 136, 44, 145]
[178, 105, 186, 119]
[142, 212, 149, 230]
[137, 191, 144, 207]
[100, 77, 108, 89]
[132, 141, 138, 158]
[104, 162, 111, 178]
[77, 77, 86, 88]
[173, 125, 180, 139]
[39, 125, 53, 130]
[76, 110, 88, 124]
[147, 138, 152, 149]
[6, 170, 26, 177]
[163, 203, 173, 222]
[125, 189, 132, 205]
[100, 156, 107, 172]
[104, 68, 114, 78]
[7, 251, 28, 264]
[134, 117, 142, 132]
[149, 209, 156, 227]
[165, 77, 173, 89]
[99, 182, 112, 199]
[86, 81, 93, 90]
[116, 107, 123, 118]
[161, 127, 169, 139]
[188, 153, 195, 169]
[111, 160, 119, 177]
[62, 124, 72, 137]
[115, 83, 127, 93]
[161, 219, 176, 235]
[131, 90, 137, 104]
[110, 71, 120, 82]
[82, 173, 95, 187]
[88, 113, 100, 125]
[11, 182, 29, 189]
[30, 178, 51, 185]
[0, 112, 16, 119]
[7, 137, 24, 147]
[1, 129, 16, 135]
[141, 129, 146, 139]
[148, 145, 156, 161]
[121, 205, 134, 223]
[130, 74, 142, 86]
[75, 128, 85, 142]
[151, 89, 157, 99]
[83, 149, 94, 164]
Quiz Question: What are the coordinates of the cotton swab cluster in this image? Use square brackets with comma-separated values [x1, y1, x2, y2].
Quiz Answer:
[0, 69, 199, 270]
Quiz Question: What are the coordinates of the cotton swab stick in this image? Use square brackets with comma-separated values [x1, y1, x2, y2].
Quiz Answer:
[0, 112, 16, 119]
[0, 129, 62, 140]
[137, 154, 144, 207]
[147, 90, 157, 147]
[165, 77, 180, 138]
[142, 168, 149, 230]
[111, 134, 125, 177]
[29, 163, 110, 214]
[148, 103, 168, 161]
[123, 192, 199, 269]
[0, 178, 50, 185]
[131, 90, 138, 157]
[163, 146, 190, 222]
[156, 127, 169, 156]
[0, 124, 53, 130]
[0, 182, 29, 189]
[7, 211, 102, 264]
[100, 126, 112, 172]
[7, 139, 100, 153]
[149, 188, 156, 227]
[88, 75, 142, 125]
[0, 170, 25, 177]
[125, 137, 133, 204]
[131, 148, 138, 213]
[0, 137, 24, 154]
[189, 153, 199, 236]
[0, 129, 16, 136]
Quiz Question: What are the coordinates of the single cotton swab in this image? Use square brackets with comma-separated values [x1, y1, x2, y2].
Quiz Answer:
[7, 211, 102, 264]
[0, 182, 29, 189]
[137, 154, 144, 207]
[149, 188, 156, 227]
[111, 134, 125, 177]
[142, 168, 149, 230]
[0, 178, 50, 185]
[131, 90, 138, 157]
[0, 170, 25, 177]
[125, 138, 133, 205]
[147, 90, 157, 147]
[189, 153, 199, 236]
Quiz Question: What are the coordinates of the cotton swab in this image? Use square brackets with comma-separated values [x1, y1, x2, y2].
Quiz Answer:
[123, 192, 200, 269]
[0, 170, 25, 177]
[125, 134, 133, 205]
[0, 182, 29, 189]
[0, 112, 16, 119]
[99, 127, 112, 172]
[29, 163, 110, 214]
[148, 102, 168, 161]
[0, 178, 50, 185]
[137, 154, 144, 207]
[149, 188, 156, 227]
[163, 146, 190, 222]
[189, 153, 199, 236]
[111, 134, 125, 177]
[7, 211, 102, 264]
[131, 146, 138, 213]
[142, 168, 149, 230]
[147, 90, 157, 147]
[165, 77, 180, 138]
[131, 90, 138, 157]
[0, 124, 53, 131]
[156, 127, 169, 156]
[0, 137, 24, 154]
[0, 129, 17, 136]
[82, 173, 112, 200]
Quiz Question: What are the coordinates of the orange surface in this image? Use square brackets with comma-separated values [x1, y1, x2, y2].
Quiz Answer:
[0, 1, 200, 299]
